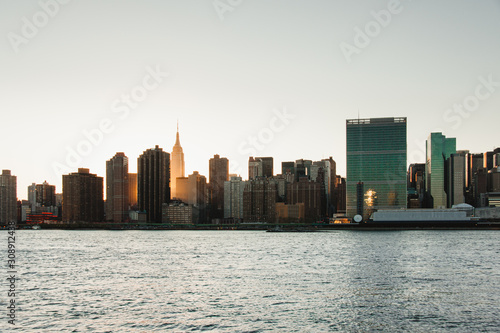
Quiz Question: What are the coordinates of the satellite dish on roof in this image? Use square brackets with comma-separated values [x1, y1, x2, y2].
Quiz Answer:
[354, 215, 363, 223]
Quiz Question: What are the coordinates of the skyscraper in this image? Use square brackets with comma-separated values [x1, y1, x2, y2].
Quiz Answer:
[28, 183, 37, 210]
[336, 176, 346, 213]
[175, 177, 189, 203]
[484, 151, 495, 171]
[286, 177, 323, 222]
[346, 117, 407, 218]
[62, 168, 104, 222]
[426, 132, 456, 208]
[36, 181, 56, 207]
[128, 173, 138, 208]
[447, 153, 466, 207]
[224, 176, 246, 219]
[0, 170, 17, 223]
[243, 178, 277, 223]
[209, 154, 229, 219]
[407, 163, 426, 208]
[466, 152, 484, 206]
[138, 145, 170, 223]
[171, 122, 185, 199]
[281, 161, 295, 183]
[249, 157, 273, 179]
[249, 157, 262, 180]
[259, 157, 273, 178]
[28, 181, 57, 214]
[494, 148, 500, 168]
[312, 158, 337, 216]
[106, 152, 129, 222]
[187, 171, 207, 223]
[317, 157, 340, 213]
[294, 159, 312, 181]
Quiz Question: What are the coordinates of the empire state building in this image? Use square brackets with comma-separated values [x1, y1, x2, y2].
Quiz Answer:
[171, 123, 185, 199]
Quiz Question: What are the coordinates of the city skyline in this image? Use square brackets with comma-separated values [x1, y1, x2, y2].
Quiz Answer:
[3, 121, 500, 201]
[1, 1, 500, 198]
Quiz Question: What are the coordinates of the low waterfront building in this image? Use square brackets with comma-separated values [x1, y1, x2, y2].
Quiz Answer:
[275, 202, 305, 223]
[370, 208, 473, 222]
[162, 202, 198, 225]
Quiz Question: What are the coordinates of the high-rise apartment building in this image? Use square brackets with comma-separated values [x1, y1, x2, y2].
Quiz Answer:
[138, 145, 170, 223]
[0, 170, 17, 223]
[243, 178, 277, 223]
[209, 154, 228, 219]
[63, 168, 104, 222]
[346, 117, 407, 218]
[286, 177, 323, 222]
[36, 181, 56, 207]
[106, 152, 129, 222]
[128, 173, 138, 208]
[175, 177, 188, 203]
[187, 171, 207, 223]
[187, 172, 207, 206]
[171, 123, 185, 199]
[28, 181, 57, 214]
[224, 176, 246, 219]
[426, 132, 456, 208]
[28, 183, 37, 210]
[447, 153, 466, 207]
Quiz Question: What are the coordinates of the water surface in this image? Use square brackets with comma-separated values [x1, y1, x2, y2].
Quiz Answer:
[2, 230, 499, 332]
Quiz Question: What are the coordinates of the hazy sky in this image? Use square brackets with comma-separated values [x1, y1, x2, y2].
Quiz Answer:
[1, 0, 500, 199]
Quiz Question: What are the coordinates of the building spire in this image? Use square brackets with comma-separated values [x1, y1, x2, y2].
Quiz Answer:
[171, 120, 185, 200]
[174, 120, 181, 146]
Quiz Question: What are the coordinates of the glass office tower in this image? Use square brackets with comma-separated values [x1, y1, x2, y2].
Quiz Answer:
[346, 118, 407, 219]
[426, 132, 456, 208]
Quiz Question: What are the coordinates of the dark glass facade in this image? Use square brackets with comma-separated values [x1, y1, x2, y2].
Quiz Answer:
[346, 118, 407, 218]
[426, 133, 456, 208]
[138, 146, 170, 223]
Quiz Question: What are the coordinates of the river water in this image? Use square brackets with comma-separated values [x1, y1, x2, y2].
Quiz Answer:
[2, 230, 499, 332]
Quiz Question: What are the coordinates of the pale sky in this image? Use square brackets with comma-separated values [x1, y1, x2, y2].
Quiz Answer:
[1, 0, 500, 200]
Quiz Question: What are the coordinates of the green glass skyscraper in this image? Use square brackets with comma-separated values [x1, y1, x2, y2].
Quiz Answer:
[346, 117, 407, 219]
[426, 132, 456, 208]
